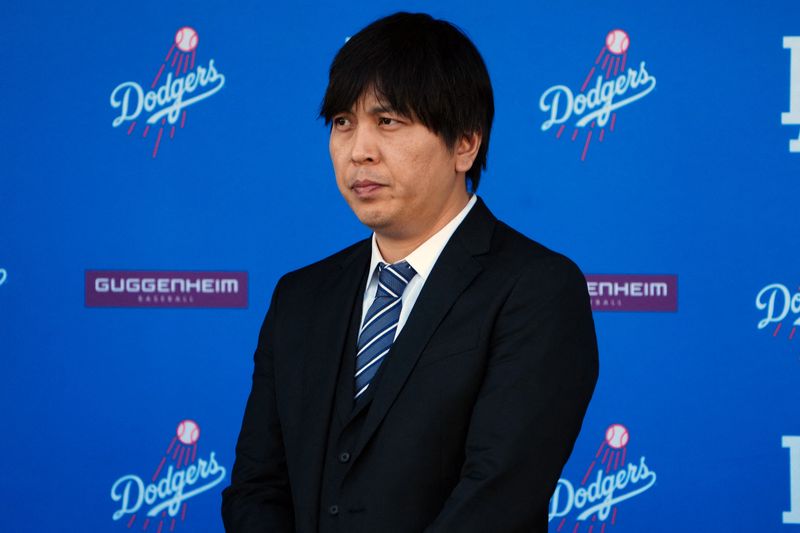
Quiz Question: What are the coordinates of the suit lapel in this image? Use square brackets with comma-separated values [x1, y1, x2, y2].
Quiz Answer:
[349, 199, 496, 466]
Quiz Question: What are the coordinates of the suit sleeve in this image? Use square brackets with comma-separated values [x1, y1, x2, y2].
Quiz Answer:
[221, 279, 295, 533]
[425, 256, 599, 533]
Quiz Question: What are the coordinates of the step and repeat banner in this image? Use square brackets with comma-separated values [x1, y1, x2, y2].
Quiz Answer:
[2, 0, 799, 531]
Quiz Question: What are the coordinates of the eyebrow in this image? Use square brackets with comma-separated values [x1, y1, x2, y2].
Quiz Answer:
[366, 105, 396, 115]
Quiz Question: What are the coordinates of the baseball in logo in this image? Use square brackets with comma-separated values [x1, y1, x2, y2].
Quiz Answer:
[782, 37, 800, 153]
[110, 419, 227, 530]
[0, 268, 6, 287]
[549, 423, 657, 529]
[539, 29, 656, 161]
[110, 26, 226, 158]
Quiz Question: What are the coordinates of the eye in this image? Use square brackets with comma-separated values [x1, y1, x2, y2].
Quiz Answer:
[378, 117, 399, 126]
[333, 116, 351, 129]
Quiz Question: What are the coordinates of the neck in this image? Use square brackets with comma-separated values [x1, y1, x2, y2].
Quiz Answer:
[374, 191, 471, 264]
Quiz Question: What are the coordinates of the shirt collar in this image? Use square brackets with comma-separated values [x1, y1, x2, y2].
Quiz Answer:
[367, 194, 478, 284]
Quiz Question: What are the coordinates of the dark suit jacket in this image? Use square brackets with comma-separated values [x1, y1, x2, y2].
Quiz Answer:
[221, 198, 599, 532]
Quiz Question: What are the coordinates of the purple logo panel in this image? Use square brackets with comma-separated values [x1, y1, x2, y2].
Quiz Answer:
[85, 270, 247, 308]
[586, 274, 677, 312]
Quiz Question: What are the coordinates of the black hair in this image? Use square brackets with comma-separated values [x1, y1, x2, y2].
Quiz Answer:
[320, 12, 494, 192]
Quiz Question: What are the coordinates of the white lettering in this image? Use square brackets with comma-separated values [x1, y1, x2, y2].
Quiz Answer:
[92, 276, 240, 295]
[586, 281, 597, 296]
[784, 436, 800, 524]
[649, 282, 668, 297]
[185, 72, 197, 92]
[110, 83, 143, 128]
[110, 475, 143, 520]
[126, 278, 140, 292]
[782, 37, 800, 152]
[540, 61, 656, 131]
[756, 283, 800, 329]
[587, 281, 668, 298]
[549, 478, 574, 520]
[110, 452, 226, 521]
[95, 278, 109, 292]
[144, 483, 157, 505]
[220, 279, 238, 293]
[144, 91, 157, 113]
[548, 456, 656, 522]
[539, 85, 573, 131]
[110, 59, 226, 128]
[186, 464, 198, 484]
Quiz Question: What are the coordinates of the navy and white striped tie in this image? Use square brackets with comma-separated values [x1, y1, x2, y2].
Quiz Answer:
[354, 260, 416, 399]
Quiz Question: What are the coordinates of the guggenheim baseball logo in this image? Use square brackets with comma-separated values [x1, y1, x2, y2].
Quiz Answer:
[756, 283, 800, 341]
[586, 275, 677, 312]
[85, 270, 247, 308]
[110, 26, 225, 158]
[539, 29, 656, 160]
[111, 420, 227, 530]
[549, 423, 657, 530]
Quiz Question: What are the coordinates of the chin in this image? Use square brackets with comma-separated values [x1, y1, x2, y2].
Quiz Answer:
[350, 204, 390, 230]
[356, 212, 389, 231]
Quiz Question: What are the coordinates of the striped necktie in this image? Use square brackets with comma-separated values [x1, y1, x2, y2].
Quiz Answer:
[354, 260, 416, 399]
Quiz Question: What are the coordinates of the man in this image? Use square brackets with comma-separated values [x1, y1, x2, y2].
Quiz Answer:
[222, 12, 598, 533]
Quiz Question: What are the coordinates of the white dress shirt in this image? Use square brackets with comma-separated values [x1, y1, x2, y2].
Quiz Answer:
[360, 194, 478, 338]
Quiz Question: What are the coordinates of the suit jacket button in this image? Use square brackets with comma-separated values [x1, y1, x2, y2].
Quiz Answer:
[338, 452, 351, 463]
[329, 505, 339, 516]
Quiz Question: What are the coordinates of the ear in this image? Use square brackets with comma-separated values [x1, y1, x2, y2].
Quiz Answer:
[454, 131, 482, 173]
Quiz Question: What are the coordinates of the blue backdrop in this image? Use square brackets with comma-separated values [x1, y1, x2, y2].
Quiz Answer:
[3, 0, 800, 531]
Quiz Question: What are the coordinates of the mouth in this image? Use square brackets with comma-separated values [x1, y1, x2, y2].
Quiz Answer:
[351, 179, 385, 197]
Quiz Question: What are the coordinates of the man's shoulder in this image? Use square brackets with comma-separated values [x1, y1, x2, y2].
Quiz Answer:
[461, 198, 584, 276]
[277, 238, 370, 292]
[483, 218, 587, 289]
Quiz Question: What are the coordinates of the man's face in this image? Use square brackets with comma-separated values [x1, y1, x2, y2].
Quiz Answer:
[329, 91, 468, 242]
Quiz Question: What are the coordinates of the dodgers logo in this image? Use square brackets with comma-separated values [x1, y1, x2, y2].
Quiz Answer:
[549, 424, 657, 530]
[110, 420, 227, 530]
[539, 29, 656, 161]
[755, 283, 800, 341]
[110, 27, 226, 158]
[783, 37, 800, 153]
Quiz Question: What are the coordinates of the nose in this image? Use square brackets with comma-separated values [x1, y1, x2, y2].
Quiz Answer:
[350, 123, 379, 164]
